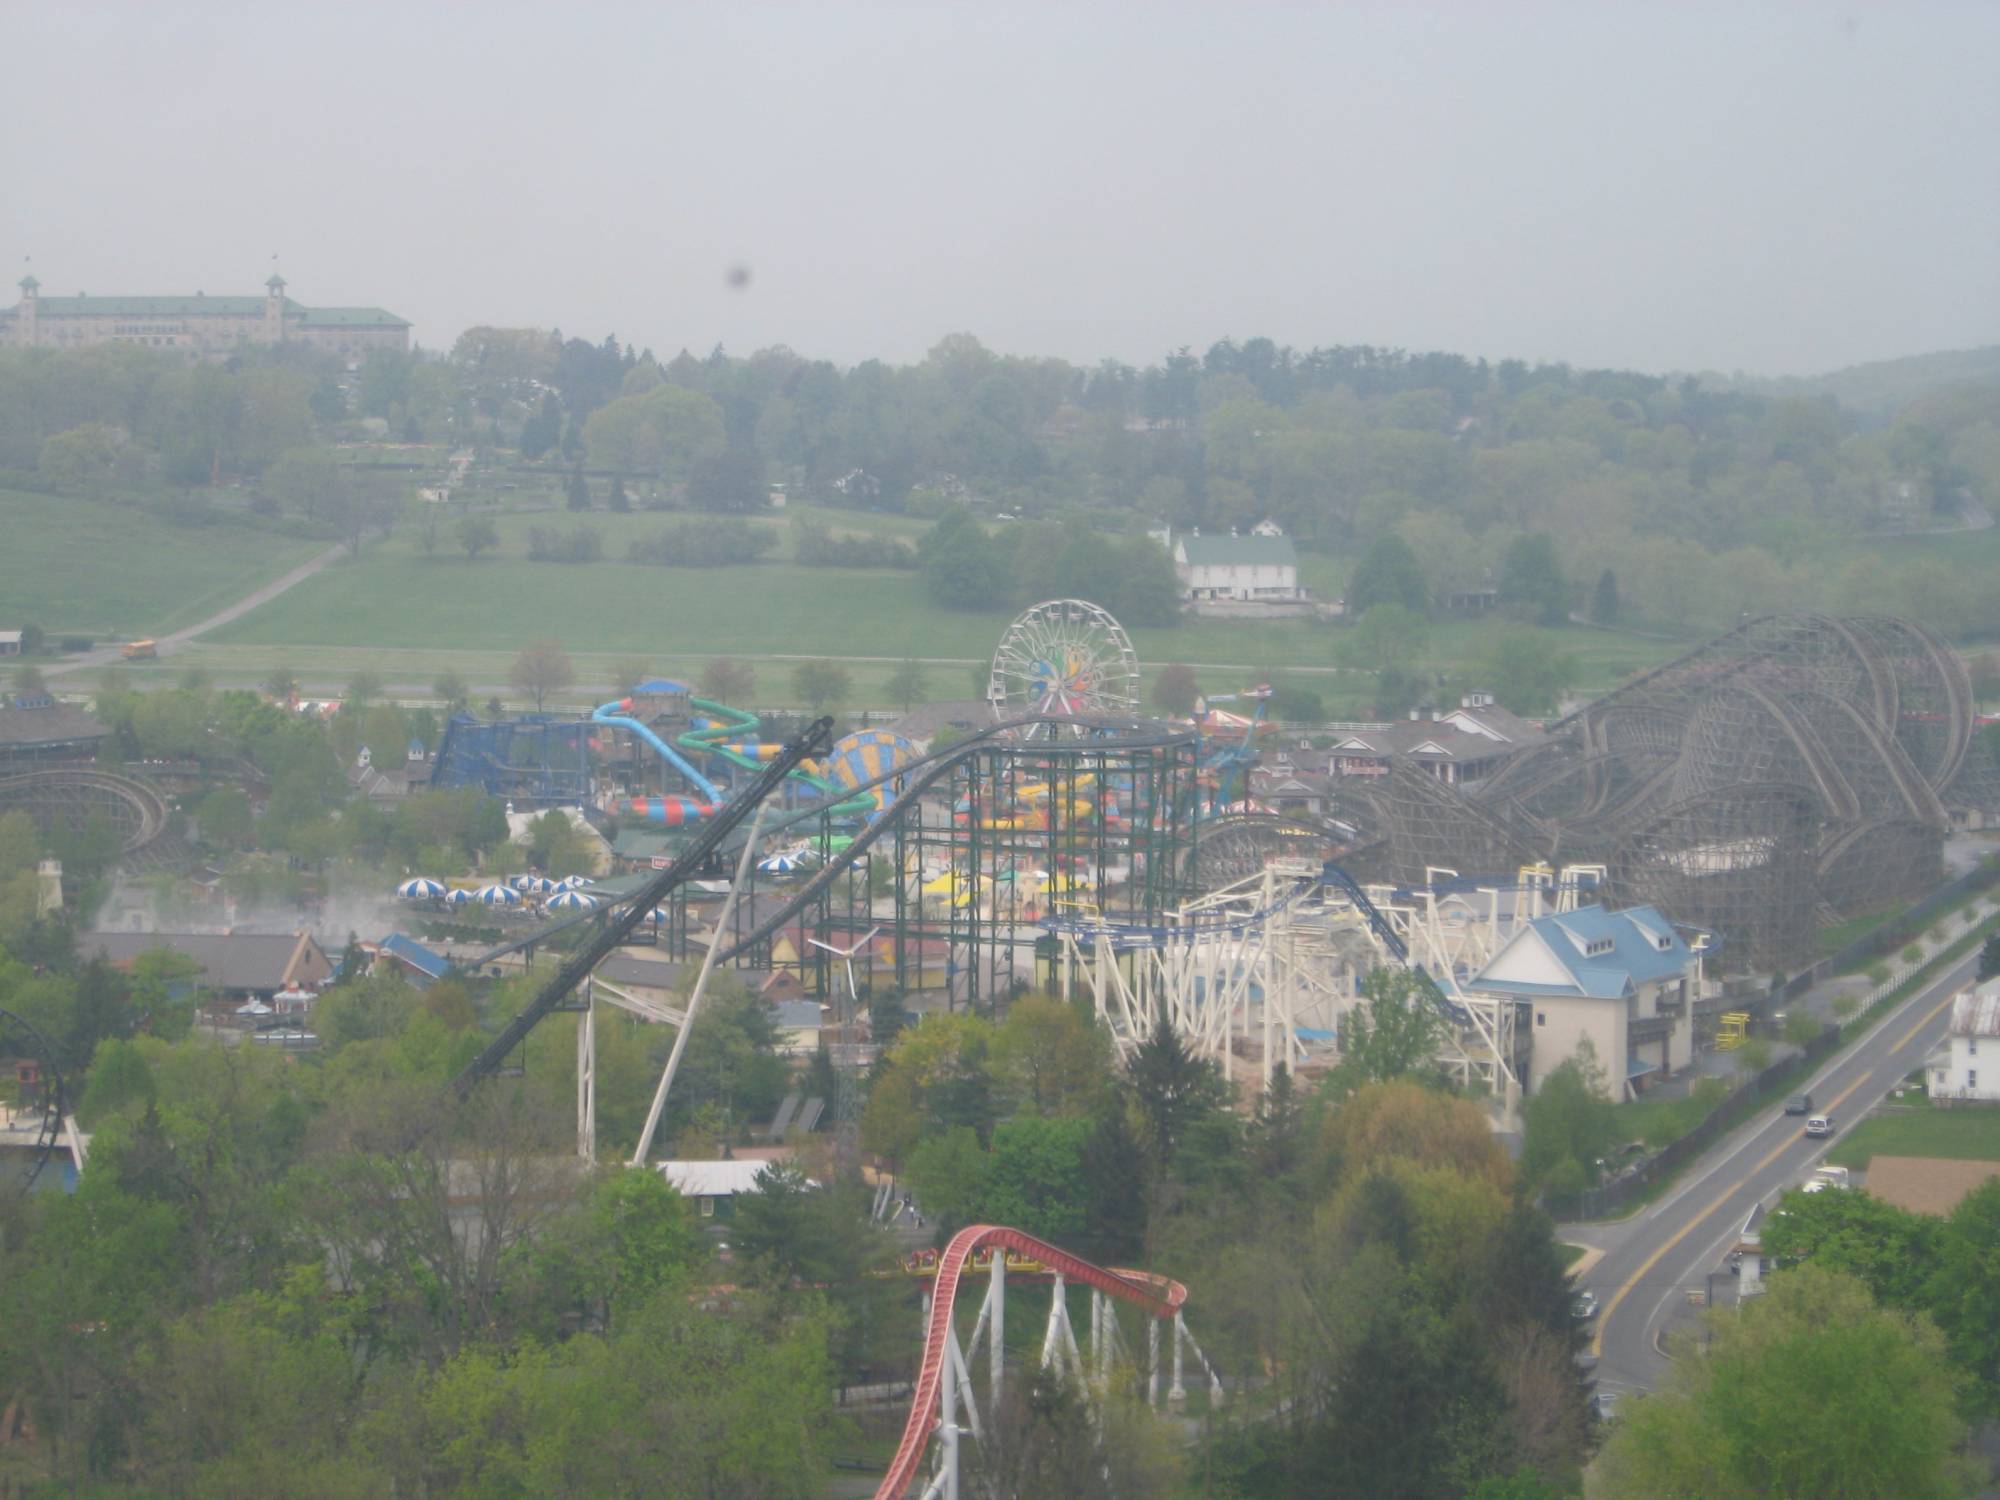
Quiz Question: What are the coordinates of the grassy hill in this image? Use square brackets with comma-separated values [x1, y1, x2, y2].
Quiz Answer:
[0, 488, 324, 638]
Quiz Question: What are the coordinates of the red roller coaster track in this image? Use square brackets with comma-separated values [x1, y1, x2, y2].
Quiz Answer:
[874, 1223, 1189, 1500]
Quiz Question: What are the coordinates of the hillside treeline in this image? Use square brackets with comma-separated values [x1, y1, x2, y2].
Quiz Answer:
[9, 327, 2000, 638]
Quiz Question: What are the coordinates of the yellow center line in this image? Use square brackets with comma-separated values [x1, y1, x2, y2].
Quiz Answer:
[1824, 1073, 1869, 1115]
[1590, 1128, 1799, 1356]
[1892, 991, 1959, 1055]
[1591, 977, 1962, 1358]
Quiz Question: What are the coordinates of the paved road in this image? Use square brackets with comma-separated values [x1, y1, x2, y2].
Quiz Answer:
[44, 542, 349, 679]
[1573, 948, 1975, 1398]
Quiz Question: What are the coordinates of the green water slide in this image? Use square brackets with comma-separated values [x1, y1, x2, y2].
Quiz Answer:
[679, 697, 877, 819]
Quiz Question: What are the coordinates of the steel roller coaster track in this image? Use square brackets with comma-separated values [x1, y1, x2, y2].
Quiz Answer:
[449, 717, 835, 1094]
[874, 1222, 1189, 1500]
[710, 712, 1197, 965]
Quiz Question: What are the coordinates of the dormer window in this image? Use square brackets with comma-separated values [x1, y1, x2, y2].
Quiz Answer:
[1584, 937, 1614, 957]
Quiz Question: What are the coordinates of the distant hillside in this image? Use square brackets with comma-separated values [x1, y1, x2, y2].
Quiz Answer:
[1710, 345, 2000, 418]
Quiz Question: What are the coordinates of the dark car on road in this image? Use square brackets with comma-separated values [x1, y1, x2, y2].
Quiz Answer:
[1785, 1092, 1813, 1115]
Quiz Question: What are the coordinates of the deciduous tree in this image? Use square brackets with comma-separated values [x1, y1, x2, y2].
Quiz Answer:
[1594, 1266, 1973, 1500]
[509, 639, 573, 713]
[1338, 967, 1448, 1087]
[790, 658, 851, 713]
[1347, 532, 1430, 614]
[884, 658, 928, 710]
[699, 657, 755, 704]
[1152, 662, 1199, 716]
[455, 515, 499, 561]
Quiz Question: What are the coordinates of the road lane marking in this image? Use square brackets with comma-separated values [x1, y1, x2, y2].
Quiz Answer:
[1591, 1128, 1800, 1357]
[1600, 956, 1976, 1240]
[1604, 974, 1968, 1364]
[1893, 991, 1959, 1054]
[1824, 1074, 1868, 1114]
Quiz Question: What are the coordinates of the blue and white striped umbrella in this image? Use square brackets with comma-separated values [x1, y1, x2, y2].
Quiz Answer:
[758, 851, 807, 875]
[646, 906, 672, 925]
[396, 877, 447, 900]
[547, 889, 600, 911]
[443, 887, 473, 906]
[512, 874, 558, 893]
[475, 883, 523, 906]
[556, 875, 594, 890]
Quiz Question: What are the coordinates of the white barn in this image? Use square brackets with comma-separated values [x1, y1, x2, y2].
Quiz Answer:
[1172, 532, 1302, 602]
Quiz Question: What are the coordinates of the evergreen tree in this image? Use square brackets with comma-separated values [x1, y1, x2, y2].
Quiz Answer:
[1079, 1094, 1148, 1260]
[1589, 567, 1620, 624]
[565, 465, 591, 512]
[1499, 533, 1571, 625]
[519, 393, 561, 460]
[607, 475, 630, 512]
[1127, 1014, 1228, 1168]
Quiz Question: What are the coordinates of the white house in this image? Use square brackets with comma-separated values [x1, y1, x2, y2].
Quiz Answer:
[1172, 532, 1302, 602]
[1929, 983, 2000, 1104]
[1467, 904, 1699, 1099]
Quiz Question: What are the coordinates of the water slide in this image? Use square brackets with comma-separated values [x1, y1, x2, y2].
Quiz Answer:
[592, 699, 722, 807]
[679, 697, 879, 819]
[598, 695, 880, 824]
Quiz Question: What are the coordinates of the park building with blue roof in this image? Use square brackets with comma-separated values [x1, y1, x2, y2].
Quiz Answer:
[1468, 904, 1701, 1100]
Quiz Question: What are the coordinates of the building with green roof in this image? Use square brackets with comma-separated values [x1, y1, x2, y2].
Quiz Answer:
[1, 273, 409, 360]
[1171, 528, 1303, 602]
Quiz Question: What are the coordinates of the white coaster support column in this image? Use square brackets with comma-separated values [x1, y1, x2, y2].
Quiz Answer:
[575, 986, 596, 1165]
[988, 1251, 1005, 1414]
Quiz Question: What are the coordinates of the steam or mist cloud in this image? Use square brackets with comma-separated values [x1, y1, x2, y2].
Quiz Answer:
[3, 2, 1994, 375]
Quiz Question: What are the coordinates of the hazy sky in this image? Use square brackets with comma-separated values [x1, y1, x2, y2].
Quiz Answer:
[5, 2, 1995, 377]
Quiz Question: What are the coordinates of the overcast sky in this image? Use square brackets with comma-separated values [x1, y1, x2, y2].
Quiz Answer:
[4, 2, 1995, 377]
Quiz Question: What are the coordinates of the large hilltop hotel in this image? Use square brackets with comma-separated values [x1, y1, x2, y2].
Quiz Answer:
[0, 273, 409, 359]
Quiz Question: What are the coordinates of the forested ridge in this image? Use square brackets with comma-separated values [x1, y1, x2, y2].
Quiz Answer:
[7, 327, 2000, 644]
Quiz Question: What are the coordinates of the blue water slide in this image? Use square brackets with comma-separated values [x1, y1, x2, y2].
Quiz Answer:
[591, 700, 723, 803]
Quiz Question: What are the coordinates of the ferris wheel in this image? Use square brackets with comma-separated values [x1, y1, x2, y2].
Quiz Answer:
[987, 599, 1141, 729]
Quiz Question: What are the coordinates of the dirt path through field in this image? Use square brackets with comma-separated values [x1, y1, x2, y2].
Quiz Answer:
[45, 542, 349, 679]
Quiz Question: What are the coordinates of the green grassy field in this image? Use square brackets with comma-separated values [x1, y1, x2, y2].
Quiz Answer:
[197, 509, 1683, 706]
[457, 501, 936, 563]
[0, 488, 324, 637]
[1827, 1107, 2000, 1171]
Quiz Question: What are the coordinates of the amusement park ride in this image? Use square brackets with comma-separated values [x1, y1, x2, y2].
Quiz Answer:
[444, 599, 1621, 1137]
[876, 1224, 1221, 1500]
